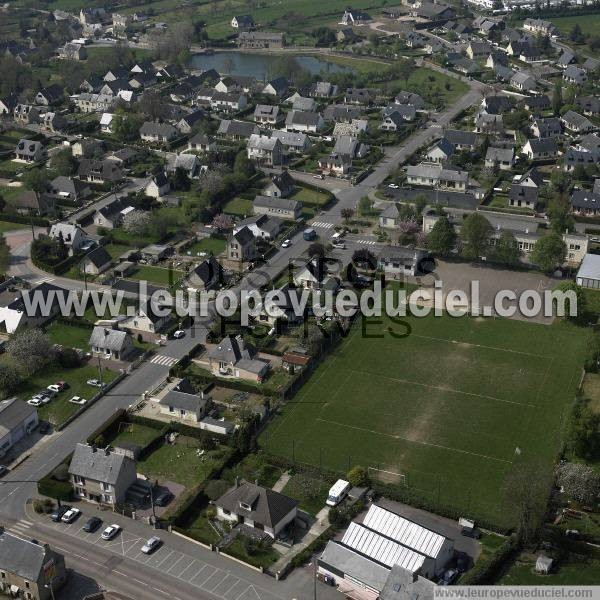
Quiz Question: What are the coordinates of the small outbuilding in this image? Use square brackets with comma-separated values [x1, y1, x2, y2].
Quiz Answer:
[535, 555, 553, 574]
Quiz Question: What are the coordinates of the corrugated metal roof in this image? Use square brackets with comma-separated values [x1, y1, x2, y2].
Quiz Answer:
[341, 522, 426, 573]
[577, 253, 600, 281]
[362, 505, 447, 559]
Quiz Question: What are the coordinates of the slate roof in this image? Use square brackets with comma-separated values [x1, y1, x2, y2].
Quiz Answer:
[217, 120, 258, 138]
[84, 245, 112, 268]
[0, 531, 51, 581]
[159, 389, 208, 412]
[208, 334, 252, 363]
[232, 226, 254, 245]
[69, 443, 132, 484]
[89, 326, 130, 352]
[0, 398, 37, 438]
[254, 195, 300, 212]
[216, 480, 298, 528]
[571, 190, 600, 210]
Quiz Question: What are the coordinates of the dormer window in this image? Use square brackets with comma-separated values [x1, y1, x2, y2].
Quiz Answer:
[239, 501, 251, 510]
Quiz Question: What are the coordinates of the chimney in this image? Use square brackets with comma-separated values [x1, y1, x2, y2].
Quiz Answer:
[235, 476, 240, 488]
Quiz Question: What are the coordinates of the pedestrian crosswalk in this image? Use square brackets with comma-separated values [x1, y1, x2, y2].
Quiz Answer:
[356, 239, 377, 246]
[7, 519, 32, 537]
[34, 277, 55, 285]
[311, 221, 334, 229]
[150, 355, 179, 367]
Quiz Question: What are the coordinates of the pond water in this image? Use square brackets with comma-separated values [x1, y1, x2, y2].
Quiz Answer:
[188, 52, 351, 80]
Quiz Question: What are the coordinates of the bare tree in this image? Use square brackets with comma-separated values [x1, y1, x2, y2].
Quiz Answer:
[556, 462, 600, 506]
[6, 329, 54, 376]
[122, 210, 152, 236]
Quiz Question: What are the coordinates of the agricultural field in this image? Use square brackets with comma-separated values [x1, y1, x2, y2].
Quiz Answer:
[260, 309, 588, 525]
[549, 13, 600, 37]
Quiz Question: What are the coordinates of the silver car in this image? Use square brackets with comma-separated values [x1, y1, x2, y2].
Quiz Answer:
[141, 536, 162, 554]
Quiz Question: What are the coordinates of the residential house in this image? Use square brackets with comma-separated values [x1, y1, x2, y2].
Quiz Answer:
[210, 91, 247, 112]
[475, 113, 504, 134]
[444, 129, 478, 151]
[263, 171, 295, 198]
[317, 153, 351, 177]
[105, 148, 139, 167]
[378, 246, 429, 278]
[35, 84, 63, 106]
[564, 65, 588, 86]
[145, 172, 171, 198]
[340, 8, 372, 26]
[48, 222, 86, 252]
[426, 138, 455, 163]
[531, 117, 562, 139]
[0, 93, 17, 115]
[523, 18, 557, 36]
[77, 159, 123, 185]
[570, 190, 600, 216]
[12, 190, 54, 216]
[215, 479, 297, 538]
[285, 111, 324, 133]
[238, 31, 284, 49]
[94, 199, 133, 230]
[258, 284, 306, 327]
[73, 92, 114, 113]
[100, 113, 115, 133]
[58, 42, 87, 60]
[89, 326, 134, 360]
[186, 256, 222, 291]
[293, 257, 339, 291]
[254, 104, 281, 126]
[230, 15, 255, 29]
[188, 133, 217, 153]
[557, 50, 577, 69]
[395, 91, 425, 110]
[482, 95, 513, 115]
[208, 335, 270, 382]
[270, 130, 310, 154]
[234, 214, 282, 240]
[157, 378, 210, 423]
[14, 139, 43, 163]
[379, 203, 402, 229]
[176, 109, 205, 134]
[523, 95, 551, 114]
[254, 195, 301, 220]
[217, 120, 259, 140]
[522, 138, 558, 161]
[333, 119, 368, 138]
[227, 226, 257, 263]
[509, 183, 538, 209]
[383, 103, 416, 122]
[0, 531, 67, 600]
[121, 305, 172, 339]
[485, 146, 515, 170]
[333, 135, 368, 159]
[466, 41, 491, 60]
[510, 71, 536, 92]
[69, 443, 137, 506]
[291, 96, 317, 112]
[0, 282, 65, 334]
[81, 245, 112, 276]
[345, 88, 374, 105]
[406, 163, 468, 191]
[562, 110, 595, 134]
[49, 176, 91, 204]
[0, 398, 39, 458]
[310, 81, 339, 99]
[247, 135, 283, 167]
[139, 121, 178, 144]
[324, 104, 363, 123]
[577, 96, 600, 117]
[380, 112, 405, 132]
[262, 77, 289, 97]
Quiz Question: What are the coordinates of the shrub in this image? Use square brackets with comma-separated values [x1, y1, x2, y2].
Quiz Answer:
[347, 465, 369, 487]
[33, 498, 55, 514]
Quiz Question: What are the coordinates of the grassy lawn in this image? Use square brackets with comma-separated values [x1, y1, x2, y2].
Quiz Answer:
[109, 228, 160, 247]
[184, 237, 227, 257]
[0, 220, 26, 234]
[110, 422, 163, 449]
[499, 552, 600, 585]
[0, 159, 32, 175]
[281, 473, 330, 516]
[223, 197, 253, 217]
[128, 265, 183, 286]
[549, 13, 600, 37]
[181, 510, 222, 545]
[291, 186, 330, 208]
[137, 436, 230, 488]
[260, 310, 588, 526]
[14, 363, 118, 426]
[45, 321, 93, 350]
[103, 243, 132, 260]
[223, 536, 280, 569]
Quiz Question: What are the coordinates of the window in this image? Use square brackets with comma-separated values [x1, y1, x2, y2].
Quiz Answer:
[169, 406, 175, 413]
[25, 581, 30, 588]
[102, 482, 111, 492]
[103, 494, 112, 503]
[74, 475, 85, 485]
[223, 509, 231, 515]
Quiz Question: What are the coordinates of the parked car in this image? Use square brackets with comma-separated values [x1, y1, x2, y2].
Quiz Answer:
[101, 524, 121, 540]
[38, 422, 50, 434]
[281, 239, 292, 248]
[83, 517, 102, 533]
[61, 507, 81, 523]
[313, 174, 324, 180]
[27, 398, 43, 407]
[50, 506, 70, 522]
[0, 465, 8, 477]
[69, 396, 87, 405]
[48, 381, 68, 393]
[173, 330, 185, 339]
[388, 183, 399, 189]
[141, 536, 162, 554]
[86, 379, 104, 387]
[154, 491, 173, 507]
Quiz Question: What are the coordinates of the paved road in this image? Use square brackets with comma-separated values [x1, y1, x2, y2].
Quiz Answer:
[0, 68, 488, 597]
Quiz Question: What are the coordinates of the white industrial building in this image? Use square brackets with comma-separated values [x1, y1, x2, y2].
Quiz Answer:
[0, 398, 39, 458]
[318, 504, 454, 599]
[577, 253, 600, 289]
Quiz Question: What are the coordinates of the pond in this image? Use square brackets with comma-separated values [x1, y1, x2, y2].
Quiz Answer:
[188, 52, 351, 80]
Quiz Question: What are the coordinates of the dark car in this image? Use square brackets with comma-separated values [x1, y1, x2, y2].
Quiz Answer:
[0, 465, 8, 477]
[50, 505, 70, 522]
[154, 491, 173, 507]
[38, 422, 50, 434]
[83, 516, 102, 533]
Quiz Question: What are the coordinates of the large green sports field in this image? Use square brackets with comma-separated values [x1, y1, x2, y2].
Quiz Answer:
[260, 311, 588, 525]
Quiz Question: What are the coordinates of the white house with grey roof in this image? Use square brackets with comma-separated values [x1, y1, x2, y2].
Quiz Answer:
[0, 531, 67, 600]
[285, 110, 324, 133]
[247, 134, 283, 167]
[485, 146, 515, 170]
[0, 398, 38, 458]
[254, 195, 302, 220]
[270, 129, 311, 154]
[215, 479, 297, 538]
[48, 222, 87, 252]
[155, 378, 210, 423]
[14, 138, 43, 163]
[89, 326, 134, 360]
[207, 334, 270, 382]
[69, 443, 137, 506]
[139, 121, 178, 144]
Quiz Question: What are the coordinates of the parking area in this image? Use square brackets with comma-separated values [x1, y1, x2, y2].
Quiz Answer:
[39, 515, 282, 600]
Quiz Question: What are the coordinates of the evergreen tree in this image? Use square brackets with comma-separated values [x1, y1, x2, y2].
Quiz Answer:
[426, 215, 456, 256]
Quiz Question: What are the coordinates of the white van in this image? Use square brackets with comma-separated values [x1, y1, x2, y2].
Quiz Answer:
[326, 479, 351, 507]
